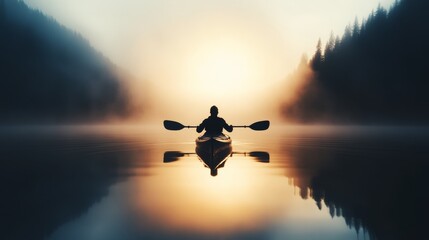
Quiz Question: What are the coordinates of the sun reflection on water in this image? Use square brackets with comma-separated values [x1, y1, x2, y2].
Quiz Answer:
[130, 154, 293, 233]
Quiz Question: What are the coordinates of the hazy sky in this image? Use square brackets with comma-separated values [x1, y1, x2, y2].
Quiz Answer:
[24, 0, 395, 122]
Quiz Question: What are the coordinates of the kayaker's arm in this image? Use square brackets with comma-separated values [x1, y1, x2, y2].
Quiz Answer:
[197, 120, 206, 133]
[223, 120, 233, 132]
[225, 125, 233, 132]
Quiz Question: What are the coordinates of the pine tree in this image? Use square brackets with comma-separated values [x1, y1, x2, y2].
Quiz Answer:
[335, 36, 341, 49]
[311, 39, 323, 71]
[343, 25, 352, 42]
[352, 17, 360, 37]
[324, 32, 336, 60]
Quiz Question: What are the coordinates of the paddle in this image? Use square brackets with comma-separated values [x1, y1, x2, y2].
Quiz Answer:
[249, 151, 270, 163]
[163, 151, 269, 163]
[231, 151, 270, 163]
[163, 151, 188, 163]
[234, 120, 270, 131]
[163, 120, 197, 130]
[163, 120, 270, 131]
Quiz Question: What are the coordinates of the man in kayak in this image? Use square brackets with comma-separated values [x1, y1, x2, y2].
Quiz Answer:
[197, 106, 233, 135]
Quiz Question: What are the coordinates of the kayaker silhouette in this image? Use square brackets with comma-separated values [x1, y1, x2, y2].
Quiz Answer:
[197, 106, 233, 136]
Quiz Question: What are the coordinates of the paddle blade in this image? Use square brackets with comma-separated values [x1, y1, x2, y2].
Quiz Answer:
[249, 120, 270, 131]
[163, 151, 185, 163]
[249, 151, 270, 163]
[163, 120, 185, 130]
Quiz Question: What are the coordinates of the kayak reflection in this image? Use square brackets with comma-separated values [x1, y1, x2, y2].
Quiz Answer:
[163, 134, 269, 176]
[196, 134, 232, 176]
[163, 150, 269, 164]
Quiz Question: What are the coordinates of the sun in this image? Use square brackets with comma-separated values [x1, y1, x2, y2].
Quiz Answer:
[185, 42, 256, 99]
[169, 39, 275, 120]
[143, 28, 284, 120]
[195, 47, 251, 89]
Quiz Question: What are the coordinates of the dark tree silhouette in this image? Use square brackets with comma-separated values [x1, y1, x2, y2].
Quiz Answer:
[310, 39, 323, 71]
[0, 0, 133, 123]
[282, 128, 429, 240]
[283, 0, 429, 124]
[324, 32, 335, 61]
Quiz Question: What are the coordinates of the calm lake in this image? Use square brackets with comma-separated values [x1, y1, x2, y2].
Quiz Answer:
[1, 125, 428, 240]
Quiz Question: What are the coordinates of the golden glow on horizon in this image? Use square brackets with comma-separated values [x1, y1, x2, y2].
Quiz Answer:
[22, 0, 396, 121]
[135, 13, 288, 122]
[182, 40, 262, 104]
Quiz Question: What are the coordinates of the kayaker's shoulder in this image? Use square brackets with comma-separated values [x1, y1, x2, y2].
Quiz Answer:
[218, 117, 227, 123]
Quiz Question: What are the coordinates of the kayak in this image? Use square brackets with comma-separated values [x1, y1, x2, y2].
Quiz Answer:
[195, 134, 232, 176]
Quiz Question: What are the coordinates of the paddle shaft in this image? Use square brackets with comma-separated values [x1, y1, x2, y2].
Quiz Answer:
[183, 125, 249, 128]
[164, 120, 269, 131]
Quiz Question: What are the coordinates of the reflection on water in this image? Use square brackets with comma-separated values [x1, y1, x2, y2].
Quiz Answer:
[1, 125, 428, 240]
[281, 126, 429, 240]
[0, 126, 146, 240]
[164, 150, 269, 176]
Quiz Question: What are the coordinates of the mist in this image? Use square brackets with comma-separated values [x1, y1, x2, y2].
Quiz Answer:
[2, 0, 407, 125]
[0, 0, 137, 124]
[280, 0, 429, 124]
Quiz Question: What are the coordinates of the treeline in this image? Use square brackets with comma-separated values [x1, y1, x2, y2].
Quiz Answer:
[282, 0, 429, 124]
[281, 129, 429, 240]
[0, 0, 132, 123]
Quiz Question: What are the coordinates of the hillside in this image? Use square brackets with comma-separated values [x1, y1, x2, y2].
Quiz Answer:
[0, 0, 132, 123]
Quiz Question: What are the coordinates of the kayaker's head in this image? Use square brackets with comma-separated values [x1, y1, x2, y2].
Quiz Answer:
[210, 168, 218, 177]
[210, 105, 218, 117]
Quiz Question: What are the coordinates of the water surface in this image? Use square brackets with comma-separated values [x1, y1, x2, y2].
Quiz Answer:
[1, 125, 427, 240]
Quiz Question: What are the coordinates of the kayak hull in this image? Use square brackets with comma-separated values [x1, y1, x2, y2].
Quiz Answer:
[195, 134, 232, 174]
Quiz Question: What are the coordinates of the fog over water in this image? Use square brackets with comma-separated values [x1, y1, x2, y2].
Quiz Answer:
[2, 1, 427, 239]
[1, 125, 428, 240]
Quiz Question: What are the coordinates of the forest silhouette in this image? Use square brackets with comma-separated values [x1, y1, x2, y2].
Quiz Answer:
[282, 0, 429, 124]
[283, 128, 429, 240]
[0, 0, 131, 123]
